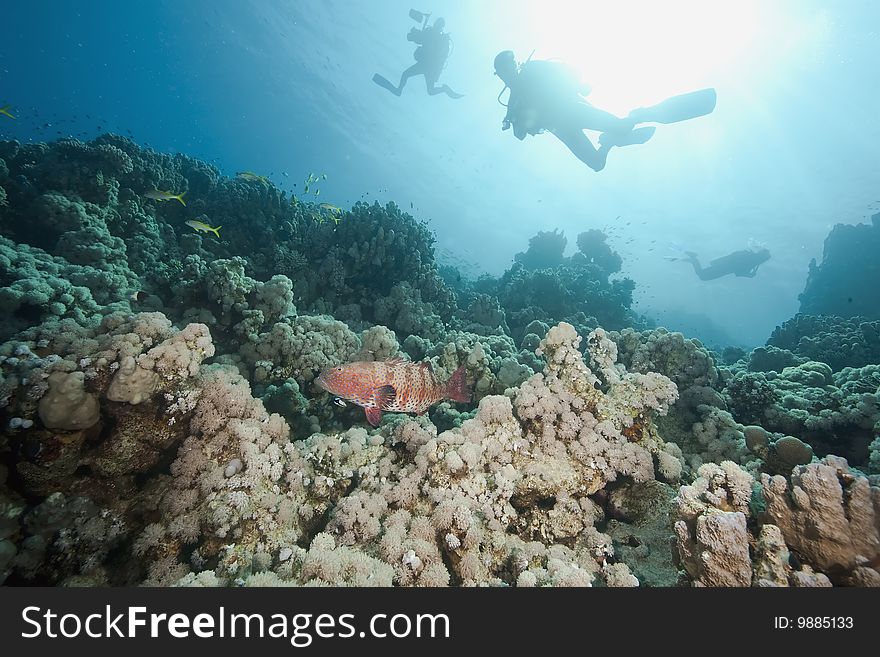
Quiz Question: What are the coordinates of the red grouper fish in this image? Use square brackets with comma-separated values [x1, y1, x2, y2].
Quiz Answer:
[316, 358, 471, 427]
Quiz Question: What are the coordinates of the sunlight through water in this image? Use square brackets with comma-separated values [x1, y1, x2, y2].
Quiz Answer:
[522, 0, 764, 112]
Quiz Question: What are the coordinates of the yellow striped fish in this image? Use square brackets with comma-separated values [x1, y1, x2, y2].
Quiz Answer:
[145, 189, 187, 206]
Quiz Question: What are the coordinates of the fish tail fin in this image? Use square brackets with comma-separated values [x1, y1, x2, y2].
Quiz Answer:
[444, 365, 471, 404]
[211, 225, 222, 238]
[0, 105, 15, 119]
[176, 192, 187, 206]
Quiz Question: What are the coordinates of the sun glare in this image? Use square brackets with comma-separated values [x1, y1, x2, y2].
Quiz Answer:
[523, 0, 762, 113]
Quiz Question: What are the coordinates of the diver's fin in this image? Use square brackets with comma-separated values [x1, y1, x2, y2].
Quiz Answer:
[599, 126, 655, 148]
[630, 88, 717, 125]
[372, 74, 401, 96]
[621, 126, 655, 146]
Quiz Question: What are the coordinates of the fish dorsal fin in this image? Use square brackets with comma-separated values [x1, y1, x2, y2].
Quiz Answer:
[418, 361, 433, 372]
[383, 356, 407, 366]
[374, 384, 396, 409]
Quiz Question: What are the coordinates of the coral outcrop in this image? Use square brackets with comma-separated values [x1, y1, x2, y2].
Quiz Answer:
[2, 136, 878, 588]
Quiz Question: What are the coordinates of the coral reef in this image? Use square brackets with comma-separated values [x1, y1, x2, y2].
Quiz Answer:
[724, 361, 878, 466]
[471, 229, 644, 346]
[672, 461, 755, 587]
[513, 229, 567, 270]
[2, 316, 683, 587]
[768, 314, 880, 371]
[798, 213, 880, 319]
[761, 456, 880, 585]
[672, 457, 880, 587]
[0, 137, 456, 343]
[612, 327, 724, 424]
[2, 136, 878, 589]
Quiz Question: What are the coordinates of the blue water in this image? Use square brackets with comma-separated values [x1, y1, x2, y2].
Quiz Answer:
[2, 0, 879, 345]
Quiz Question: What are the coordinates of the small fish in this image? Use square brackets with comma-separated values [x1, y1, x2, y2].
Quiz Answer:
[316, 359, 471, 427]
[145, 189, 187, 206]
[237, 171, 269, 184]
[0, 105, 16, 119]
[319, 203, 342, 213]
[332, 397, 347, 407]
[129, 290, 148, 303]
[185, 219, 222, 238]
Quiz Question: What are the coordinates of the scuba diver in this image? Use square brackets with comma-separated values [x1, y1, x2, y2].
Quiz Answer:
[670, 247, 772, 280]
[372, 10, 464, 99]
[493, 50, 717, 172]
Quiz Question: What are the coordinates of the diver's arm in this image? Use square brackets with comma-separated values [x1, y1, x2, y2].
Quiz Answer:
[502, 110, 513, 133]
[502, 111, 527, 139]
[503, 96, 528, 139]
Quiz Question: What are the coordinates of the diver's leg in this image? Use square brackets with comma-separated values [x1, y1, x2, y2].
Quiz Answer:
[427, 83, 464, 99]
[423, 71, 462, 98]
[425, 78, 464, 98]
[599, 126, 656, 148]
[396, 63, 423, 94]
[552, 127, 611, 172]
[571, 103, 633, 133]
[569, 103, 656, 148]
[685, 253, 712, 280]
[686, 251, 720, 281]
[425, 78, 443, 95]
[372, 73, 401, 95]
[425, 66, 464, 98]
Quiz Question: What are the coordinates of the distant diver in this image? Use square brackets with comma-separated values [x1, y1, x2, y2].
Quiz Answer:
[670, 247, 771, 280]
[372, 10, 464, 99]
[493, 50, 716, 172]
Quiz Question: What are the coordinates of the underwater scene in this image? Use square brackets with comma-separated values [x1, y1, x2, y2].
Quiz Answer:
[0, 0, 879, 588]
